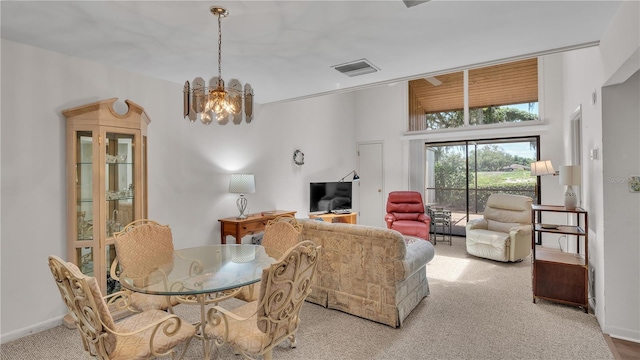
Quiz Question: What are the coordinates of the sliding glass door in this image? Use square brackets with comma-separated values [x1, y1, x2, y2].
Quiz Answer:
[425, 137, 538, 236]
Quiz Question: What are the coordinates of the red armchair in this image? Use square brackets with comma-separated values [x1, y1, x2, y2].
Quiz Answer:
[385, 191, 431, 241]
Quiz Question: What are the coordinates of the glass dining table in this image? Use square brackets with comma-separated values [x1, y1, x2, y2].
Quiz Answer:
[119, 244, 282, 359]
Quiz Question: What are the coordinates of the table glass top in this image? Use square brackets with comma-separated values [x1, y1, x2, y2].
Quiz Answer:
[119, 244, 281, 296]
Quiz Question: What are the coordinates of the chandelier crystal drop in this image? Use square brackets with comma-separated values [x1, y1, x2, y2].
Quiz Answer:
[183, 6, 254, 125]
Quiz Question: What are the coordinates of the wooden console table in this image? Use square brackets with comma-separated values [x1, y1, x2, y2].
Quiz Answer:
[218, 210, 296, 244]
[308, 212, 357, 224]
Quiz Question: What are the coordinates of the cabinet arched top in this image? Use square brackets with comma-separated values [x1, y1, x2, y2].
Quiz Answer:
[62, 98, 151, 127]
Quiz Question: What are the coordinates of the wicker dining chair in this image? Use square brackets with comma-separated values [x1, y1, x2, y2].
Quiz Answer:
[48, 255, 195, 359]
[205, 240, 321, 360]
[234, 214, 303, 302]
[111, 219, 180, 312]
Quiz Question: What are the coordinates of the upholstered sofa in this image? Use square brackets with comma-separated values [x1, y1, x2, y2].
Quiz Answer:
[299, 219, 435, 327]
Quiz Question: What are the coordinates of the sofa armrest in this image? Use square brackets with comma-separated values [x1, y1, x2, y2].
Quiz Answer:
[417, 213, 431, 228]
[466, 218, 487, 230]
[384, 213, 397, 229]
[509, 224, 532, 261]
[396, 238, 435, 281]
[509, 224, 531, 236]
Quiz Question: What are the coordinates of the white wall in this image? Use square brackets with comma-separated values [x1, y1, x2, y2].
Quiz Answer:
[353, 83, 408, 196]
[537, 54, 570, 242]
[560, 46, 606, 317]
[558, 0, 640, 341]
[602, 71, 640, 341]
[0, 39, 356, 341]
[599, 1, 640, 87]
[598, 0, 640, 342]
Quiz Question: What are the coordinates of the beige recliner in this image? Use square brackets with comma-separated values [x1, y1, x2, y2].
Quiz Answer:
[466, 193, 532, 262]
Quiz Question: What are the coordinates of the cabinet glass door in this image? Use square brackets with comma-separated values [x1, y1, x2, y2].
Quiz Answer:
[76, 131, 94, 275]
[105, 133, 135, 237]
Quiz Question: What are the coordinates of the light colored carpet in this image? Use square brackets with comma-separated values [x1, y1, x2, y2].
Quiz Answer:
[2, 237, 612, 359]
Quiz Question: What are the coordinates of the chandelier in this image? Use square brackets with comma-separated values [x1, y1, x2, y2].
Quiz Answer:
[183, 6, 253, 125]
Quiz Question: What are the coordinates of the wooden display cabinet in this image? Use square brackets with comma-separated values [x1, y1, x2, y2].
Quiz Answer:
[63, 98, 150, 295]
[531, 205, 588, 312]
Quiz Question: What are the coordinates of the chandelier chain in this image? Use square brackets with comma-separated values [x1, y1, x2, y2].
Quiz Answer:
[217, 11, 223, 85]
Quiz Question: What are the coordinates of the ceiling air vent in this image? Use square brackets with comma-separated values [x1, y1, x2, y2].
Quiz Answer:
[332, 59, 380, 77]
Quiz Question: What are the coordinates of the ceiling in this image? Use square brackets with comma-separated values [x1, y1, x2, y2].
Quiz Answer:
[1, 1, 622, 105]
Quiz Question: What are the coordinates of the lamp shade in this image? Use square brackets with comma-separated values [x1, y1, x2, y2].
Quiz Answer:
[530, 160, 555, 176]
[559, 166, 581, 186]
[229, 174, 255, 194]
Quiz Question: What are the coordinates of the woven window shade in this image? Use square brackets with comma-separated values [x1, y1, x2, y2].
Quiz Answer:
[469, 58, 538, 109]
[409, 58, 538, 115]
[409, 72, 464, 113]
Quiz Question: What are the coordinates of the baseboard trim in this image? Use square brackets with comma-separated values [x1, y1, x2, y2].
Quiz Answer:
[602, 324, 640, 344]
[0, 315, 64, 344]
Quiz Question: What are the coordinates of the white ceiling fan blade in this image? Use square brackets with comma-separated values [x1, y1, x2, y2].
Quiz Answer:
[402, 0, 431, 8]
[424, 76, 442, 86]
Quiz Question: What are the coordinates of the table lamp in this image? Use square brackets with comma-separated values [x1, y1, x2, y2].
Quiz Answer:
[229, 174, 255, 219]
[559, 165, 581, 210]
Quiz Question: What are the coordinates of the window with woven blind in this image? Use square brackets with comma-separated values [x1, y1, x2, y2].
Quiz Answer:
[408, 58, 538, 131]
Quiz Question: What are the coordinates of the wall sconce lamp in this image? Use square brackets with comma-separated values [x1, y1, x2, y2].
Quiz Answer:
[338, 170, 360, 182]
[229, 174, 255, 219]
[530, 160, 557, 203]
[559, 165, 581, 210]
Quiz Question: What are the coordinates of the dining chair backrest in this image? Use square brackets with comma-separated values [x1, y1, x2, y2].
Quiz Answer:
[262, 215, 302, 254]
[256, 240, 321, 338]
[48, 255, 118, 356]
[233, 215, 303, 303]
[205, 240, 321, 358]
[113, 219, 174, 281]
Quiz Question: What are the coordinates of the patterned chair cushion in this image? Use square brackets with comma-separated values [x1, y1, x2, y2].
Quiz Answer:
[208, 301, 271, 354]
[114, 221, 174, 282]
[64, 261, 118, 353]
[110, 309, 195, 360]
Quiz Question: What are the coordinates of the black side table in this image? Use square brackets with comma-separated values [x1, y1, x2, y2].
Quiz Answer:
[427, 206, 452, 245]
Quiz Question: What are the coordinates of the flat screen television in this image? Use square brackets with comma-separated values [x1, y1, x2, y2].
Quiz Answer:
[309, 181, 353, 213]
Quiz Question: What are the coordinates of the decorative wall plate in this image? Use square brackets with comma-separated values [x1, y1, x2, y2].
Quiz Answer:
[293, 149, 304, 165]
[629, 176, 640, 192]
